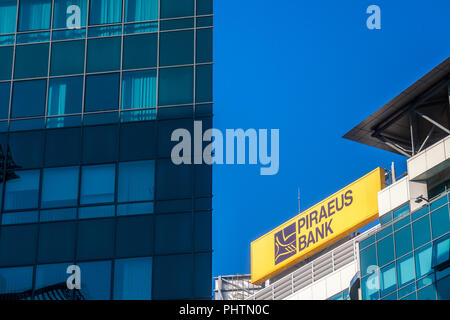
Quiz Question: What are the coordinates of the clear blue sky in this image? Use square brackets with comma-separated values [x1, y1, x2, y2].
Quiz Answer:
[212, 0, 450, 277]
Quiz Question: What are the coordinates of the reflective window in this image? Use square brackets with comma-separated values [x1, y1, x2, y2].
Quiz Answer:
[118, 160, 155, 202]
[431, 205, 450, 239]
[123, 34, 157, 70]
[195, 212, 212, 251]
[0, 225, 38, 266]
[393, 204, 410, 220]
[122, 70, 157, 110]
[158, 66, 193, 106]
[18, 0, 52, 31]
[81, 164, 115, 205]
[9, 130, 44, 169]
[433, 235, 450, 268]
[397, 253, 415, 287]
[395, 226, 413, 258]
[45, 127, 82, 166]
[160, 30, 194, 67]
[87, 37, 121, 73]
[0, 82, 10, 119]
[360, 245, 378, 276]
[50, 40, 85, 76]
[41, 166, 79, 208]
[415, 244, 433, 278]
[116, 216, 153, 257]
[78, 261, 112, 300]
[156, 160, 193, 199]
[53, 0, 88, 29]
[4, 170, 40, 211]
[155, 214, 192, 255]
[417, 284, 436, 300]
[14, 43, 49, 79]
[35, 262, 73, 292]
[153, 254, 193, 299]
[77, 219, 115, 260]
[113, 257, 152, 300]
[48, 76, 83, 116]
[0, 46, 13, 80]
[89, 0, 122, 25]
[413, 215, 431, 249]
[377, 235, 395, 267]
[437, 275, 450, 300]
[12, 80, 46, 118]
[85, 73, 120, 112]
[38, 222, 76, 263]
[125, 0, 158, 22]
[0, 266, 33, 294]
[160, 0, 194, 19]
[196, 64, 212, 103]
[0, 1, 17, 34]
[196, 28, 212, 63]
[197, 0, 212, 15]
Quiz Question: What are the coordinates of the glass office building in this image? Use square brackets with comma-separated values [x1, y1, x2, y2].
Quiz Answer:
[0, 0, 213, 300]
[359, 194, 450, 300]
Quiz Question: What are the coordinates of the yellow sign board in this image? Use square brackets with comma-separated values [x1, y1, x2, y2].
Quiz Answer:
[251, 168, 385, 284]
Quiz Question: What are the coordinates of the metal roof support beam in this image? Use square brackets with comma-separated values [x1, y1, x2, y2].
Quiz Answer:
[415, 111, 450, 135]
[409, 111, 416, 156]
[376, 135, 411, 157]
[418, 125, 435, 153]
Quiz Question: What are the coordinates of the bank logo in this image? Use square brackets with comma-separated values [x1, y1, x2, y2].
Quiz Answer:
[274, 223, 297, 265]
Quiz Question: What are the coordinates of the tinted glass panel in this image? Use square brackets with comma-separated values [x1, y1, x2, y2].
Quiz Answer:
[122, 70, 157, 110]
[48, 76, 83, 116]
[415, 244, 433, 278]
[158, 67, 193, 106]
[153, 254, 193, 299]
[14, 43, 49, 79]
[397, 253, 415, 287]
[0, 46, 13, 80]
[89, 0, 122, 25]
[155, 213, 192, 255]
[78, 260, 112, 300]
[160, 30, 194, 67]
[53, 0, 88, 29]
[4, 170, 40, 211]
[380, 263, 397, 297]
[360, 245, 377, 277]
[123, 33, 157, 70]
[82, 125, 118, 163]
[0, 1, 17, 34]
[395, 226, 413, 258]
[196, 0, 212, 15]
[18, 0, 51, 31]
[0, 266, 33, 294]
[38, 222, 76, 263]
[35, 262, 73, 292]
[196, 64, 212, 103]
[12, 80, 46, 118]
[85, 73, 120, 112]
[160, 0, 193, 19]
[116, 216, 153, 258]
[81, 164, 115, 204]
[125, 0, 158, 22]
[0, 225, 38, 266]
[77, 219, 115, 260]
[431, 205, 450, 239]
[413, 215, 431, 249]
[50, 40, 85, 76]
[114, 257, 152, 300]
[118, 160, 155, 202]
[0, 82, 10, 119]
[41, 166, 79, 208]
[377, 235, 395, 267]
[196, 28, 212, 63]
[87, 37, 121, 72]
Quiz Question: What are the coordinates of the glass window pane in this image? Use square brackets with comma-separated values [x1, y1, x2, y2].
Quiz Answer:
[0, 1, 17, 34]
[77, 219, 115, 260]
[0, 225, 38, 267]
[41, 166, 79, 208]
[437, 275, 450, 300]
[380, 263, 396, 297]
[158, 66, 193, 106]
[113, 257, 152, 300]
[431, 205, 450, 239]
[125, 0, 158, 22]
[377, 235, 394, 267]
[196, 0, 212, 15]
[118, 160, 155, 202]
[155, 213, 192, 255]
[415, 244, 433, 278]
[417, 284, 436, 300]
[0, 82, 10, 119]
[50, 40, 85, 76]
[413, 215, 431, 249]
[53, 0, 88, 29]
[156, 160, 193, 200]
[194, 252, 211, 298]
[45, 127, 81, 166]
[395, 226, 413, 258]
[12, 80, 46, 118]
[82, 125, 118, 164]
[0, 266, 33, 295]
[78, 260, 111, 300]
[18, 0, 51, 31]
[123, 34, 157, 70]
[0, 46, 13, 80]
[116, 216, 153, 258]
[81, 164, 115, 205]
[196, 28, 212, 63]
[393, 203, 410, 220]
[89, 0, 122, 25]
[160, 30, 194, 67]
[161, 0, 193, 19]
[196, 64, 212, 103]
[153, 254, 193, 300]
[397, 253, 415, 287]
[38, 222, 76, 263]
[85, 73, 120, 112]
[35, 262, 73, 293]
[9, 130, 44, 169]
[48, 76, 83, 116]
[121, 70, 157, 110]
[4, 170, 40, 211]
[14, 43, 49, 79]
[433, 235, 450, 268]
[87, 37, 121, 73]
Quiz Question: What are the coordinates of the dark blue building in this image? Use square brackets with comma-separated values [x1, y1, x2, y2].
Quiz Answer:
[0, 0, 213, 300]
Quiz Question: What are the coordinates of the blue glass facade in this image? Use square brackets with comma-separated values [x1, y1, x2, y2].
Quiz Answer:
[0, 0, 213, 300]
[359, 192, 450, 300]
